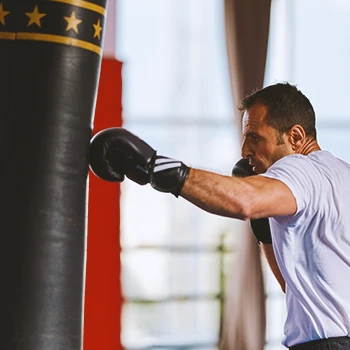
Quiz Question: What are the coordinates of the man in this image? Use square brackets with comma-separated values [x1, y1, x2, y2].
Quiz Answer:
[89, 83, 350, 349]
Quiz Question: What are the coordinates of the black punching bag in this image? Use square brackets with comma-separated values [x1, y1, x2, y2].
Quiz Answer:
[0, 0, 107, 348]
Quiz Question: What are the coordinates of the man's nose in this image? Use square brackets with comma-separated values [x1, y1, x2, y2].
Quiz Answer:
[241, 139, 251, 158]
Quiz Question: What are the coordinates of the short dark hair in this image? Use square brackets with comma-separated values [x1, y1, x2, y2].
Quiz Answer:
[239, 82, 317, 140]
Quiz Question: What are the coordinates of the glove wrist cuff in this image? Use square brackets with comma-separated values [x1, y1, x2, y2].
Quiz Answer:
[150, 156, 189, 196]
[171, 165, 190, 197]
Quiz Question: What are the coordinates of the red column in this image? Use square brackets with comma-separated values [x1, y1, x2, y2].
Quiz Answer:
[84, 58, 123, 350]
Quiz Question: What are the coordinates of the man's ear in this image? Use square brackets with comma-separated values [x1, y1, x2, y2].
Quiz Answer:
[288, 125, 306, 151]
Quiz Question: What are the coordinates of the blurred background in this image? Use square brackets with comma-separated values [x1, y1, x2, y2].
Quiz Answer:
[95, 0, 350, 349]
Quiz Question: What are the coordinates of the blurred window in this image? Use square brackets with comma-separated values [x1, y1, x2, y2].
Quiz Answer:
[116, 0, 242, 348]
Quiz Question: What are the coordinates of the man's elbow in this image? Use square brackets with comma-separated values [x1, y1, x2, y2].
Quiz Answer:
[235, 201, 255, 221]
[222, 192, 257, 220]
[232, 207, 252, 221]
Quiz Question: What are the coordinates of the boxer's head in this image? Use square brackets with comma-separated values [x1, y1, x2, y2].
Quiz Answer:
[240, 83, 317, 173]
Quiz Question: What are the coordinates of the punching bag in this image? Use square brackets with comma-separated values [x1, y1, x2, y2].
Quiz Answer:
[0, 0, 107, 348]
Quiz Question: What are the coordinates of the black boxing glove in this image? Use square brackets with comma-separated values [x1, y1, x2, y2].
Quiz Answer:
[232, 158, 272, 244]
[89, 127, 155, 185]
[89, 127, 189, 197]
[231, 157, 256, 177]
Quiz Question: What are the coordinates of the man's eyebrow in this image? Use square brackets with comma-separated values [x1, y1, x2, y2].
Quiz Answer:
[245, 132, 260, 137]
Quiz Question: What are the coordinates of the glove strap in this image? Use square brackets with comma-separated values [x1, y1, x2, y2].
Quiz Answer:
[151, 156, 190, 197]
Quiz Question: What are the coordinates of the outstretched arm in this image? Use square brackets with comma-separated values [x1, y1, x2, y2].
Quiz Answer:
[180, 168, 296, 220]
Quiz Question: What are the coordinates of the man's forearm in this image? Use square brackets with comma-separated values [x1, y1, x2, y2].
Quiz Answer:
[261, 243, 286, 293]
[181, 166, 297, 220]
[180, 168, 249, 220]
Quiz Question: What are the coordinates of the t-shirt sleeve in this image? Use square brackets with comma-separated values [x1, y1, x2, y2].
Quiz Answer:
[261, 155, 317, 215]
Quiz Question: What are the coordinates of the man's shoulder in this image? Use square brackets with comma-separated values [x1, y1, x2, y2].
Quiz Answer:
[268, 150, 341, 171]
[265, 151, 350, 182]
[266, 153, 310, 173]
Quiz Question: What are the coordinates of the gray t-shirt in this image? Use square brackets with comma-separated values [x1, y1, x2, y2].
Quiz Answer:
[262, 150, 350, 347]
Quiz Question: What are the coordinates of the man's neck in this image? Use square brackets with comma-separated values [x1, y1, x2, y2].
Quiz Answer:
[299, 139, 321, 156]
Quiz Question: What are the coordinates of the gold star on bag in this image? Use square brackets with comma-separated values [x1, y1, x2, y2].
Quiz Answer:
[0, 3, 10, 26]
[25, 6, 47, 28]
[64, 10, 82, 34]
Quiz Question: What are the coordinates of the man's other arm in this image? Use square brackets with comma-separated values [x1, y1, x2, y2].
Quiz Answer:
[261, 244, 286, 293]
